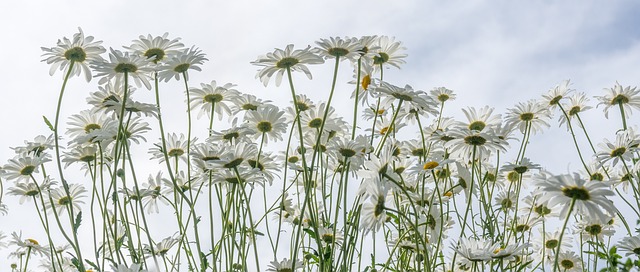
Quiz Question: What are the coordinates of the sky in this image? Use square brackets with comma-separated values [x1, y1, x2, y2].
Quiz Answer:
[1, 0, 640, 270]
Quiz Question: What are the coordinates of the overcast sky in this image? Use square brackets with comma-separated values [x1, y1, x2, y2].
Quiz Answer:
[1, 0, 640, 269]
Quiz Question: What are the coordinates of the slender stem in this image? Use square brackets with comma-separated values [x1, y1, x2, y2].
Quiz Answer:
[618, 101, 628, 130]
[553, 198, 576, 272]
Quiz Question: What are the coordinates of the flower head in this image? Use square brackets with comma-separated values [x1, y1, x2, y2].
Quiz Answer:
[92, 48, 154, 89]
[595, 82, 640, 118]
[157, 46, 208, 82]
[314, 36, 362, 62]
[252, 44, 324, 86]
[41, 28, 106, 82]
[126, 33, 184, 64]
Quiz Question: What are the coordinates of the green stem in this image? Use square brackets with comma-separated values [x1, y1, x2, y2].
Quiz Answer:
[553, 198, 576, 272]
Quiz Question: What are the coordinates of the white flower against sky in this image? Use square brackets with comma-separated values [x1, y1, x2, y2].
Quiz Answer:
[46, 184, 87, 216]
[189, 80, 240, 120]
[125, 33, 184, 64]
[157, 46, 208, 82]
[594, 128, 639, 168]
[41, 27, 106, 82]
[92, 48, 154, 89]
[558, 92, 592, 130]
[2, 153, 49, 183]
[534, 172, 615, 222]
[542, 79, 573, 109]
[252, 44, 324, 86]
[372, 36, 407, 70]
[267, 257, 304, 272]
[244, 104, 287, 143]
[595, 82, 640, 118]
[618, 235, 640, 257]
[459, 106, 502, 132]
[314, 36, 362, 62]
[505, 99, 551, 135]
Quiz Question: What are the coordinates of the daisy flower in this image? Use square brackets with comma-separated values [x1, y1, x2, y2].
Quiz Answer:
[208, 122, 254, 145]
[445, 128, 507, 161]
[92, 116, 151, 146]
[189, 80, 240, 120]
[595, 82, 640, 118]
[541, 79, 573, 109]
[558, 92, 592, 130]
[125, 33, 184, 64]
[156, 46, 208, 82]
[267, 258, 304, 272]
[459, 106, 501, 132]
[7, 178, 53, 204]
[66, 109, 113, 144]
[372, 36, 407, 70]
[534, 173, 615, 222]
[359, 186, 389, 234]
[10, 135, 54, 157]
[431, 87, 456, 103]
[500, 157, 541, 175]
[618, 235, 640, 257]
[141, 172, 169, 214]
[46, 184, 87, 215]
[2, 153, 49, 183]
[575, 213, 615, 242]
[92, 48, 154, 89]
[251, 44, 324, 86]
[10, 232, 49, 256]
[244, 104, 288, 143]
[149, 133, 191, 164]
[373, 81, 434, 110]
[506, 99, 551, 135]
[535, 230, 574, 259]
[452, 237, 492, 263]
[231, 93, 270, 115]
[555, 251, 582, 272]
[349, 58, 376, 105]
[61, 144, 97, 167]
[314, 36, 362, 62]
[145, 235, 180, 256]
[594, 129, 639, 167]
[41, 27, 106, 82]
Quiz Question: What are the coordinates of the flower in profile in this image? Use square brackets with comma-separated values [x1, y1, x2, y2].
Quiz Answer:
[10, 232, 49, 257]
[7, 178, 53, 204]
[555, 251, 582, 272]
[41, 27, 106, 82]
[459, 106, 502, 132]
[445, 128, 507, 160]
[66, 109, 114, 144]
[140, 172, 169, 214]
[244, 104, 287, 143]
[62, 144, 97, 167]
[157, 46, 208, 82]
[594, 128, 639, 167]
[232, 93, 270, 115]
[145, 235, 180, 256]
[534, 173, 615, 222]
[431, 87, 456, 103]
[189, 80, 240, 120]
[46, 184, 87, 215]
[359, 182, 390, 234]
[10, 135, 55, 157]
[505, 99, 551, 135]
[558, 92, 592, 130]
[149, 133, 191, 164]
[252, 44, 324, 86]
[542, 79, 573, 109]
[2, 153, 49, 183]
[125, 33, 184, 64]
[267, 258, 304, 272]
[372, 36, 407, 70]
[595, 82, 640, 118]
[452, 237, 492, 263]
[92, 48, 154, 89]
[314, 36, 362, 62]
[618, 235, 640, 257]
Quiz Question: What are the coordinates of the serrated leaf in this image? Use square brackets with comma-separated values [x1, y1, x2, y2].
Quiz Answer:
[43, 116, 54, 131]
[73, 211, 82, 234]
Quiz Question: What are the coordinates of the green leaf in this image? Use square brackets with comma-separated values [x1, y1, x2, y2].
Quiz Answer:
[43, 116, 54, 131]
[73, 211, 82, 234]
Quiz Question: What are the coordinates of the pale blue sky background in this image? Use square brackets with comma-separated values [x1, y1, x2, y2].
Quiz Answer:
[1, 0, 640, 270]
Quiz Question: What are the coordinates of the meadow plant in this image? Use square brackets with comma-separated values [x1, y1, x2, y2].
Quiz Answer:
[1, 30, 640, 272]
